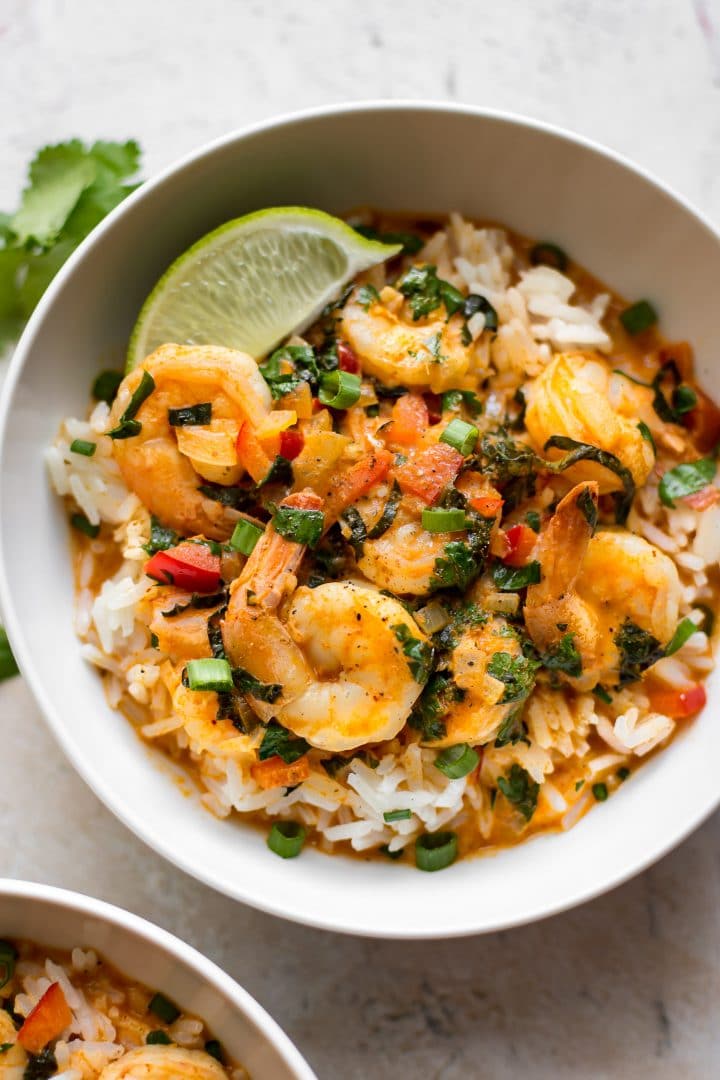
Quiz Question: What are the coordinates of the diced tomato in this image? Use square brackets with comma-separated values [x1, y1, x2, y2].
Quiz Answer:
[251, 755, 310, 790]
[684, 486, 720, 511]
[502, 523, 537, 566]
[647, 683, 706, 719]
[337, 341, 360, 373]
[685, 387, 720, 453]
[236, 422, 273, 484]
[17, 983, 72, 1054]
[389, 393, 429, 446]
[395, 443, 464, 505]
[279, 429, 305, 460]
[325, 449, 393, 521]
[145, 541, 221, 593]
[424, 393, 443, 425]
[659, 341, 693, 381]
[469, 494, 504, 518]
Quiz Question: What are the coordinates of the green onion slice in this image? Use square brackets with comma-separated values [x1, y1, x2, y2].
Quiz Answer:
[421, 507, 467, 533]
[0, 940, 17, 989]
[434, 743, 479, 779]
[204, 1040, 225, 1063]
[439, 418, 478, 456]
[184, 657, 233, 692]
[70, 512, 100, 539]
[665, 616, 698, 656]
[146, 1030, 173, 1045]
[592, 782, 608, 802]
[318, 370, 362, 409]
[0, 628, 19, 683]
[69, 438, 96, 457]
[620, 300, 658, 335]
[168, 403, 212, 426]
[273, 506, 324, 547]
[148, 992, 181, 1024]
[107, 369, 155, 439]
[267, 821, 306, 858]
[230, 519, 264, 556]
[530, 242, 568, 272]
[383, 809, 412, 822]
[415, 831, 458, 872]
[92, 369, 123, 403]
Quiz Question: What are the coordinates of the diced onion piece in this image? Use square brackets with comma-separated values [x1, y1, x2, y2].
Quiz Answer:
[484, 591, 520, 616]
[176, 418, 241, 485]
[415, 601, 451, 635]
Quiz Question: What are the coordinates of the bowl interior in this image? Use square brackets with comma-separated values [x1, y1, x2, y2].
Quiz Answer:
[2, 104, 720, 937]
[0, 882, 314, 1078]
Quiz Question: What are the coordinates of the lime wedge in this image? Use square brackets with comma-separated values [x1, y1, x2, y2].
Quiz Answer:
[127, 207, 401, 369]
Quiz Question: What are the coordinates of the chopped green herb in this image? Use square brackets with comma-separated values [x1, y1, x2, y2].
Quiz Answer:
[258, 721, 309, 764]
[144, 516, 179, 555]
[384, 808, 412, 822]
[434, 743, 479, 779]
[575, 779, 585, 791]
[23, 1048, 58, 1079]
[354, 224, 423, 254]
[259, 454, 294, 489]
[463, 293, 498, 332]
[415, 831, 458, 871]
[357, 283, 380, 310]
[614, 619, 664, 685]
[487, 651, 539, 704]
[70, 511, 100, 538]
[659, 458, 716, 508]
[593, 684, 613, 705]
[433, 602, 487, 651]
[146, 1030, 173, 1045]
[543, 435, 636, 525]
[267, 821, 305, 858]
[273, 505, 324, 547]
[397, 264, 465, 320]
[497, 765, 539, 821]
[592, 782, 608, 801]
[340, 505, 367, 558]
[204, 1040, 225, 1063]
[168, 402, 212, 426]
[149, 992, 180, 1024]
[492, 560, 541, 591]
[197, 482, 258, 512]
[620, 299, 658, 335]
[392, 623, 434, 683]
[530, 242, 568, 272]
[379, 843, 404, 860]
[695, 604, 715, 637]
[617, 767, 631, 781]
[665, 616, 698, 656]
[637, 420, 656, 454]
[409, 673, 463, 742]
[259, 344, 321, 398]
[233, 669, 283, 705]
[494, 705, 529, 749]
[540, 633, 583, 679]
[92, 369, 123, 404]
[69, 438, 96, 456]
[150, 632, 159, 649]
[107, 369, 155, 439]
[441, 388, 483, 416]
[525, 510, 541, 532]
[431, 540, 481, 592]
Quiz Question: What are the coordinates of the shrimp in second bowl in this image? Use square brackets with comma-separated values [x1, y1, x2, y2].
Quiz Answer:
[524, 351, 655, 490]
[100, 1045, 227, 1079]
[525, 481, 680, 690]
[222, 492, 430, 751]
[341, 283, 474, 392]
[109, 344, 271, 539]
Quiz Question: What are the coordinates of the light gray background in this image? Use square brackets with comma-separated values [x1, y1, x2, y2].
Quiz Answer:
[2, 1, 720, 1076]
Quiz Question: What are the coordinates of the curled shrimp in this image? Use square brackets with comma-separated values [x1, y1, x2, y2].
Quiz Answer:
[222, 492, 429, 751]
[341, 284, 473, 392]
[110, 344, 271, 539]
[427, 616, 526, 748]
[137, 586, 223, 661]
[0, 1008, 26, 1073]
[99, 1045, 227, 1079]
[525, 481, 680, 689]
[524, 352, 655, 490]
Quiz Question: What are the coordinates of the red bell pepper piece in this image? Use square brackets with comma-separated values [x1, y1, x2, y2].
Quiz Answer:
[279, 429, 305, 460]
[337, 341, 360, 373]
[647, 683, 706, 719]
[145, 541, 221, 592]
[503, 523, 537, 567]
[17, 982, 72, 1054]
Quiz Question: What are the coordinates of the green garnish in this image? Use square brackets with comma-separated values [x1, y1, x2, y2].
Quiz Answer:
[144, 516, 179, 555]
[576, 487, 598, 533]
[415, 831, 458, 871]
[592, 782, 608, 801]
[664, 616, 697, 656]
[421, 507, 467, 533]
[617, 767, 631, 781]
[0, 139, 141, 348]
[593, 684, 613, 705]
[575, 779, 585, 791]
[340, 506, 367, 557]
[695, 604, 715, 637]
[318, 369, 362, 409]
[69, 438, 96, 456]
[392, 624, 434, 684]
[230, 519, 264, 556]
[525, 510, 541, 532]
[380, 843, 404, 860]
[233, 670, 283, 704]
[367, 482, 402, 539]
[486, 651, 539, 704]
[637, 420, 656, 454]
[357, 283, 381, 310]
[273, 505, 324, 547]
[0, 629, 19, 683]
[354, 224, 423, 255]
[267, 821, 306, 858]
[0, 940, 17, 988]
[70, 511, 100, 538]
[620, 299, 658, 335]
[397, 264, 464, 320]
[491, 561, 541, 590]
[529, 242, 568, 272]
[434, 743, 479, 779]
[258, 721, 309, 763]
[384, 809, 412, 822]
[146, 1030, 173, 1045]
[659, 457, 716, 508]
[540, 633, 583, 679]
[92, 369, 124, 404]
[204, 1040, 225, 1063]
[168, 402, 212, 426]
[149, 992, 181, 1024]
[440, 417, 479, 456]
[463, 293, 498, 332]
[431, 539, 481, 592]
[543, 435, 635, 525]
[614, 619, 664, 685]
[184, 658, 234, 693]
[107, 369, 155, 439]
[408, 674, 463, 742]
[497, 765, 539, 821]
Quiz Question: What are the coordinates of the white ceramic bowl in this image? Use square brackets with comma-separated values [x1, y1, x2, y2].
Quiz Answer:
[2, 103, 720, 938]
[0, 880, 315, 1078]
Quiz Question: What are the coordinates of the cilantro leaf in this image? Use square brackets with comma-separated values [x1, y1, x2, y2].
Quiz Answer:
[234, 669, 283, 704]
[258, 721, 309, 763]
[539, 633, 583, 679]
[392, 623, 434, 683]
[11, 142, 97, 246]
[143, 516, 180, 555]
[658, 458, 716, 508]
[614, 619, 664, 685]
[409, 673, 464, 741]
[497, 764, 539, 821]
[492, 561, 541, 591]
[486, 651, 539, 704]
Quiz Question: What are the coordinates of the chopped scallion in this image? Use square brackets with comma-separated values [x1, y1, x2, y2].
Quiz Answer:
[267, 821, 306, 858]
[530, 242, 568, 272]
[421, 507, 467, 533]
[146, 1030, 173, 1045]
[107, 369, 155, 439]
[168, 402, 212, 426]
[620, 299, 658, 335]
[70, 512, 100, 538]
[434, 743, 479, 779]
[439, 417, 478, 456]
[318, 370, 362, 408]
[592, 782, 608, 802]
[415, 831, 458, 872]
[383, 808, 412, 822]
[148, 993, 180, 1024]
[184, 657, 233, 693]
[230, 519, 264, 556]
[69, 438, 96, 457]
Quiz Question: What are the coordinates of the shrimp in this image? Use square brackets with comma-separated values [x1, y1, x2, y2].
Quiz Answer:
[524, 352, 654, 490]
[222, 492, 429, 751]
[427, 617, 527, 748]
[110, 344, 271, 539]
[525, 482, 680, 689]
[341, 285, 473, 392]
[0, 1009, 26, 1077]
[162, 661, 254, 757]
[137, 586, 222, 661]
[99, 1045, 227, 1079]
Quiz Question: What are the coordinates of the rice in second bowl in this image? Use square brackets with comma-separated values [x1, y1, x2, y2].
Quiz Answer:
[46, 211, 720, 868]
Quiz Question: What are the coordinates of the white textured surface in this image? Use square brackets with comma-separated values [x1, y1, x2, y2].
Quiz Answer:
[2, 0, 720, 1076]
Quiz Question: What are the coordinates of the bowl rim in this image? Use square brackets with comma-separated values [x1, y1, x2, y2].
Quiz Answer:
[0, 878, 317, 1078]
[2, 99, 720, 939]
